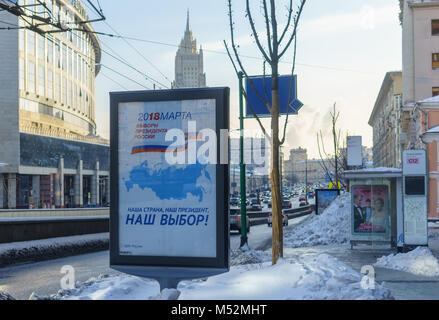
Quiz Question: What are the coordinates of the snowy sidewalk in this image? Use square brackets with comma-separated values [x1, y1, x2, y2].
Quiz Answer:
[280, 244, 439, 300]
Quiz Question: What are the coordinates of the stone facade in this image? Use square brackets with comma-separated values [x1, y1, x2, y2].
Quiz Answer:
[172, 11, 206, 89]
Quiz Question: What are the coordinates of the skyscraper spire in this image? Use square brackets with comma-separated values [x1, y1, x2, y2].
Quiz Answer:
[186, 9, 190, 32]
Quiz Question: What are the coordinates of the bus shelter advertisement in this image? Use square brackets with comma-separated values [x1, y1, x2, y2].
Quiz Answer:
[315, 189, 340, 215]
[118, 99, 217, 258]
[351, 185, 390, 242]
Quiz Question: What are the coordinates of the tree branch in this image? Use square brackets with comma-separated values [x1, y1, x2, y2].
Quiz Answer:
[278, 0, 306, 59]
[278, 0, 293, 45]
[226, 0, 272, 113]
[261, 0, 273, 58]
[280, 34, 298, 145]
[246, 0, 272, 63]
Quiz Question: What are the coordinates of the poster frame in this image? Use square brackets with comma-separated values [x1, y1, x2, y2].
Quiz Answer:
[315, 189, 340, 215]
[109, 87, 230, 277]
[350, 184, 391, 242]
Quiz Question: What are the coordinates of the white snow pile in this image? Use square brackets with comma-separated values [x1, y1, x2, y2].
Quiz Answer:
[284, 193, 351, 248]
[230, 245, 271, 266]
[374, 247, 439, 277]
[44, 253, 393, 300]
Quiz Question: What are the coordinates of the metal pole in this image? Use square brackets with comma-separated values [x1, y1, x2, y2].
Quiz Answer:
[305, 155, 308, 203]
[238, 71, 248, 247]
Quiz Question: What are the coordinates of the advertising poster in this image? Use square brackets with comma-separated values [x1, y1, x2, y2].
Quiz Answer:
[351, 186, 390, 238]
[117, 99, 217, 258]
[315, 189, 340, 215]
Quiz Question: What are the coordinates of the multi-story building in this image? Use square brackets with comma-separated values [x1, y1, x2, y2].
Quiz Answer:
[368, 71, 403, 168]
[172, 11, 206, 89]
[0, 0, 109, 209]
[284, 147, 307, 184]
[229, 137, 269, 192]
[293, 159, 331, 185]
[401, 0, 439, 105]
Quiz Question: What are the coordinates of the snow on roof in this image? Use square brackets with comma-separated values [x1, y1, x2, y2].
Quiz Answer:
[419, 95, 439, 104]
[345, 167, 402, 174]
[425, 125, 439, 134]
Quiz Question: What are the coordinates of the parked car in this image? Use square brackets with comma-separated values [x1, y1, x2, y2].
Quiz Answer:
[230, 197, 240, 207]
[298, 196, 306, 202]
[230, 208, 250, 233]
[282, 198, 292, 209]
[299, 201, 309, 207]
[248, 198, 262, 211]
[267, 213, 288, 227]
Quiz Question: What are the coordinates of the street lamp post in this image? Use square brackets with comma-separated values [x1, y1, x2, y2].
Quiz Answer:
[305, 155, 308, 203]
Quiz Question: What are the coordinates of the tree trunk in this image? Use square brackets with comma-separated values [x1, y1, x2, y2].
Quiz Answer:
[270, 71, 283, 264]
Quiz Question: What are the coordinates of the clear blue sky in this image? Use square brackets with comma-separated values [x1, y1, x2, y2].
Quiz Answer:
[91, 0, 402, 159]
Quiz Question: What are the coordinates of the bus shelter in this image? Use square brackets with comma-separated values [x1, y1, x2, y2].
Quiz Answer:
[344, 168, 403, 250]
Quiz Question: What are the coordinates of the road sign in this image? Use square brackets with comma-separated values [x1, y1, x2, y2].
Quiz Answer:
[109, 87, 230, 290]
[245, 75, 303, 117]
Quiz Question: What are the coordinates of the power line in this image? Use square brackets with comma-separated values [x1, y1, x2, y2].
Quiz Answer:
[99, 71, 129, 90]
[99, 63, 151, 90]
[81, 0, 171, 88]
[100, 40, 163, 89]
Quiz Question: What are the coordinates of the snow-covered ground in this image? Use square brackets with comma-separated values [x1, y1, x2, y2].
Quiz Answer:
[43, 250, 392, 300]
[32, 193, 393, 300]
[374, 246, 439, 277]
[283, 192, 350, 248]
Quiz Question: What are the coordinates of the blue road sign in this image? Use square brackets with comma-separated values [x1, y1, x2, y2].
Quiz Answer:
[245, 75, 303, 117]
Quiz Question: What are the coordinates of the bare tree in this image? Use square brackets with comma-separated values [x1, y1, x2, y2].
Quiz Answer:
[317, 103, 347, 189]
[224, 0, 306, 265]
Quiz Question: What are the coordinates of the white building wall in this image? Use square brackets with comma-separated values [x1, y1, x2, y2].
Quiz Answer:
[0, 12, 20, 173]
[403, 0, 439, 105]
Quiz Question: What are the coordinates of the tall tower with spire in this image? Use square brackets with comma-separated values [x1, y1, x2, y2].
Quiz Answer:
[172, 10, 206, 88]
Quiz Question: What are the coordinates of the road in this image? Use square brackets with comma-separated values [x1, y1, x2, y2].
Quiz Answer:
[0, 214, 309, 300]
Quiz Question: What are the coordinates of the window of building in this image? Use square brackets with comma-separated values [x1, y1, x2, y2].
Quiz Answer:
[55, 40, 60, 68]
[433, 87, 439, 97]
[19, 58, 24, 91]
[27, 61, 35, 93]
[47, 38, 53, 64]
[55, 73, 60, 102]
[19, 28, 24, 52]
[74, 53, 77, 79]
[62, 44, 67, 71]
[73, 84, 77, 109]
[27, 30, 35, 56]
[38, 34, 45, 61]
[62, 77, 67, 104]
[38, 65, 45, 96]
[433, 53, 439, 69]
[432, 20, 439, 36]
[68, 48, 72, 74]
[47, 69, 53, 99]
[68, 80, 72, 107]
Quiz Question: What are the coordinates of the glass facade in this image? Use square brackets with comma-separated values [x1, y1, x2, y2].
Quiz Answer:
[18, 0, 99, 136]
[20, 133, 109, 171]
